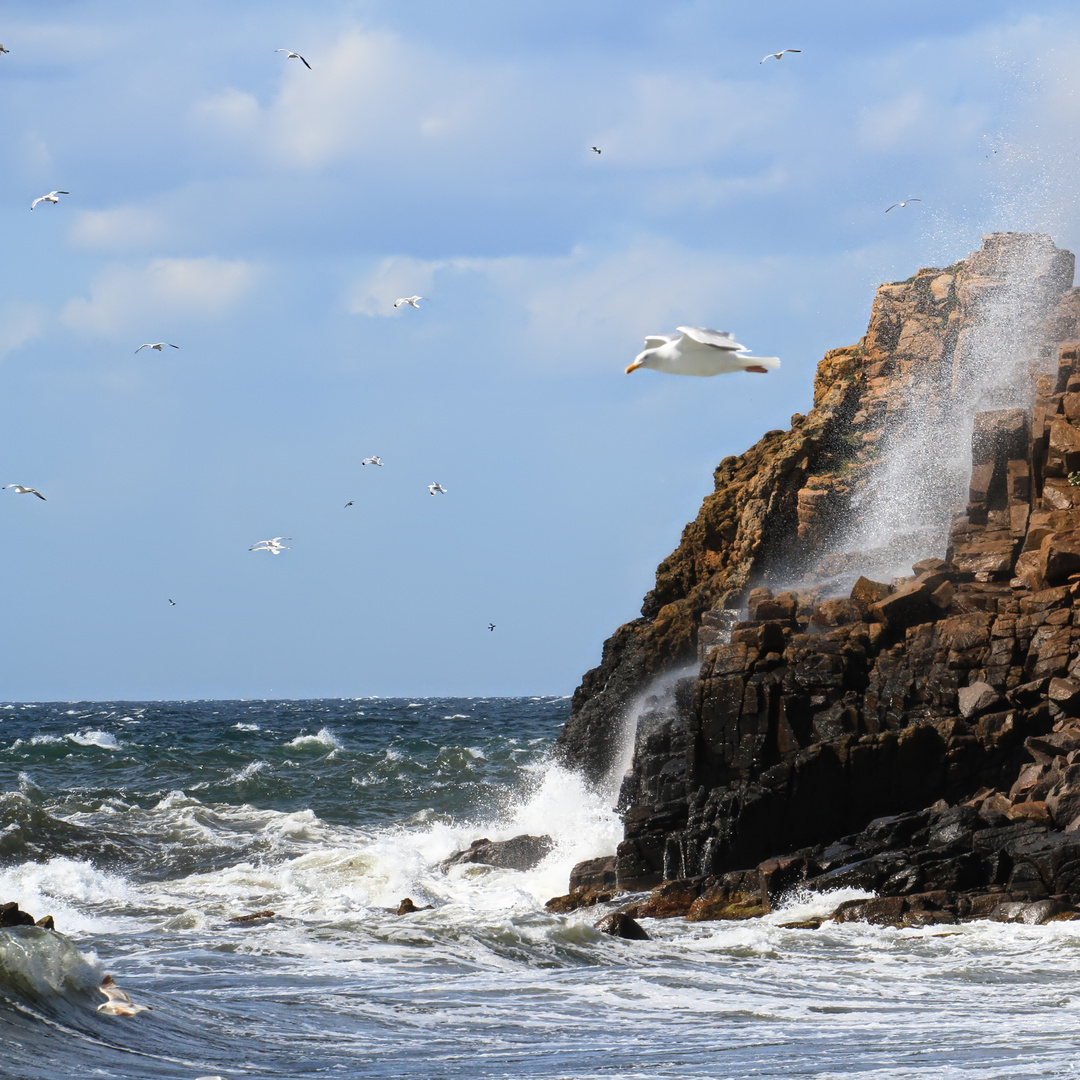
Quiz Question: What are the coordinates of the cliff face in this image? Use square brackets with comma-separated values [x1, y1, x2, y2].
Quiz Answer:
[557, 233, 1080, 908]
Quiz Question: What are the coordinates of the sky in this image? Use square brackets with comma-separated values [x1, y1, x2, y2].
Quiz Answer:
[3, 0, 1080, 700]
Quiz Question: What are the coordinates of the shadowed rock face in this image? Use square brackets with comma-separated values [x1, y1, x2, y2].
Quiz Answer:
[557, 233, 1080, 905]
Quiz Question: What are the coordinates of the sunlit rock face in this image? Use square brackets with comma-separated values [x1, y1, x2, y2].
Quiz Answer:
[558, 232, 1080, 902]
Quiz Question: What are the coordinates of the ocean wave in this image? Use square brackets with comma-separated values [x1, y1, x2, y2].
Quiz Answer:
[285, 727, 342, 750]
[0, 926, 102, 1000]
[223, 761, 269, 785]
[66, 730, 121, 750]
[233, 722, 260, 731]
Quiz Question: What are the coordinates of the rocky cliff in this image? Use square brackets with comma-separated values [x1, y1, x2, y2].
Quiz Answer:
[553, 233, 1080, 925]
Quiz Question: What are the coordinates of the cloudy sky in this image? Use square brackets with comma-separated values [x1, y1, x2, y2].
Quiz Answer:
[2, 0, 1078, 700]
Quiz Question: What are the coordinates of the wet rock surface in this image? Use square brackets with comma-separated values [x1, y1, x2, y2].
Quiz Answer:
[553, 233, 1080, 926]
[443, 834, 554, 871]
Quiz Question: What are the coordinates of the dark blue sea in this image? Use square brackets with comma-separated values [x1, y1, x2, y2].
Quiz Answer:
[2, 698, 1080, 1080]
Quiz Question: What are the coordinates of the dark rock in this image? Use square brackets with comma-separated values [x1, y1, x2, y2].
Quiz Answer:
[595, 912, 650, 940]
[545, 888, 616, 913]
[958, 682, 1003, 719]
[228, 910, 275, 924]
[443, 834, 554, 871]
[0, 903, 35, 928]
[395, 898, 434, 914]
[569, 855, 617, 892]
[35, 915, 54, 930]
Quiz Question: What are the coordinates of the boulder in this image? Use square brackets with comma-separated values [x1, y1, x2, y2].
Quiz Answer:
[594, 912, 650, 940]
[443, 834, 554, 871]
[568, 855, 617, 892]
[958, 682, 1002, 719]
[0, 903, 35, 928]
[395, 898, 434, 914]
[868, 581, 936, 629]
[851, 576, 892, 604]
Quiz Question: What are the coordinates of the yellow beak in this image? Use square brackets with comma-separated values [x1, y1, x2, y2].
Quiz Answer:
[625, 360, 644, 373]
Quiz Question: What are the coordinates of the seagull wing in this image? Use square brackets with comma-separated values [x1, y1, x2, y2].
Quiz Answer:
[134, 344, 150, 353]
[298, 54, 311, 69]
[167, 343, 179, 348]
[643, 334, 679, 349]
[30, 197, 43, 210]
[55, 191, 69, 196]
[885, 203, 900, 212]
[676, 326, 745, 351]
[30, 489, 45, 500]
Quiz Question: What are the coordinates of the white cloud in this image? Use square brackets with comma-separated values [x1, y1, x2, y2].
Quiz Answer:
[0, 301, 45, 361]
[62, 257, 256, 336]
[68, 206, 173, 253]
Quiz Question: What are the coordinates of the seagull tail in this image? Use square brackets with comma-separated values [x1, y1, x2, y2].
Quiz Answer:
[739, 355, 781, 370]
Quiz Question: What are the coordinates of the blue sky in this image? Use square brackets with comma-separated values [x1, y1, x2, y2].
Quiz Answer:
[2, 0, 1079, 700]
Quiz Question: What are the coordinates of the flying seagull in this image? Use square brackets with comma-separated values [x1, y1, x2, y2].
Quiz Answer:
[761, 49, 800, 63]
[626, 327, 780, 377]
[591, 146, 602, 154]
[250, 537, 291, 554]
[275, 49, 311, 70]
[428, 483, 447, 496]
[135, 342, 179, 354]
[488, 623, 495, 632]
[885, 198, 922, 213]
[0, 45, 9, 56]
[394, 296, 422, 309]
[3, 484, 46, 500]
[97, 975, 150, 1017]
[30, 191, 69, 211]
[168, 599, 176, 606]
[344, 500, 354, 508]
[362, 456, 383, 466]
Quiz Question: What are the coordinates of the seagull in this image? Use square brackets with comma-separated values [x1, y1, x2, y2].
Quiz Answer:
[761, 49, 801, 63]
[3, 484, 46, 500]
[885, 198, 922, 212]
[168, 599, 176, 606]
[96, 975, 150, 1017]
[428, 483, 447, 496]
[626, 327, 780, 376]
[394, 296, 422, 309]
[30, 191, 69, 211]
[591, 146, 602, 154]
[344, 500, 354, 508]
[275, 49, 311, 70]
[135, 342, 179, 354]
[0, 45, 9, 56]
[250, 537, 291, 554]
[488, 623, 495, 632]
[362, 456, 383, 466]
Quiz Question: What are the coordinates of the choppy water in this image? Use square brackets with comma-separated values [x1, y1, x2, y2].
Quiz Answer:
[2, 699, 1080, 1079]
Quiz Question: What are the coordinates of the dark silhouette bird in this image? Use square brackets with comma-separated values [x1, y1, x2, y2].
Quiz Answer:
[590, 146, 601, 154]
[168, 599, 176, 606]
[344, 500, 354, 508]
[488, 623, 496, 632]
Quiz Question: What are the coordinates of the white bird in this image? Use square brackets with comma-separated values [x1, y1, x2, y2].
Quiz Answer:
[428, 483, 447, 496]
[394, 296, 422, 309]
[626, 327, 780, 377]
[96, 975, 150, 1017]
[362, 456, 383, 466]
[135, 342, 179, 354]
[4, 484, 46, 500]
[250, 537, 291, 554]
[30, 190, 69, 211]
[275, 49, 311, 70]
[885, 198, 922, 213]
[761, 49, 801, 63]
[591, 146, 602, 154]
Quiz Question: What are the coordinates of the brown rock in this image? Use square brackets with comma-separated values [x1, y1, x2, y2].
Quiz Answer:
[228, 910, 275, 924]
[957, 681, 1003, 719]
[35, 915, 54, 930]
[0, 903, 35, 928]
[595, 912, 650, 940]
[568, 856, 617, 893]
[851, 576, 892, 604]
[869, 581, 935, 629]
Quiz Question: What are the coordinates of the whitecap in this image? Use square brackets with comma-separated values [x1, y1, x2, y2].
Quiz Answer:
[443, 714, 470, 720]
[224, 761, 268, 785]
[286, 728, 342, 750]
[233, 723, 260, 732]
[66, 730, 121, 749]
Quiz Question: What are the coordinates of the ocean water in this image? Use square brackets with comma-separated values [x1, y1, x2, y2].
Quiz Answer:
[1, 700, 1080, 1079]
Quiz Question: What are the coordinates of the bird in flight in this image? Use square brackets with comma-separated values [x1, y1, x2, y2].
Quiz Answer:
[344, 500, 354, 508]
[428, 483, 447, 496]
[4, 484, 46, 500]
[591, 146, 602, 154]
[30, 191, 69, 210]
[488, 623, 496, 632]
[626, 327, 780, 377]
[761, 49, 800, 64]
[0, 45, 9, 56]
[362, 456, 383, 466]
[885, 198, 922, 212]
[135, 342, 179, 354]
[275, 49, 311, 70]
[97, 975, 150, 1017]
[394, 296, 422, 309]
[250, 537, 291, 554]
[168, 599, 176, 606]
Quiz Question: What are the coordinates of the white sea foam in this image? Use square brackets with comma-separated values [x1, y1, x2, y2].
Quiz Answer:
[286, 727, 342, 750]
[233, 722, 260, 731]
[66, 730, 121, 750]
[224, 761, 268, 784]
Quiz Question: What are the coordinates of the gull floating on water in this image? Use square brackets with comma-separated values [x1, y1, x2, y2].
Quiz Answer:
[134, 342, 179, 354]
[4, 484, 46, 500]
[250, 537, 291, 554]
[626, 327, 780, 377]
[362, 456, 383, 466]
[97, 975, 150, 1017]
[275, 49, 311, 69]
[885, 198, 921, 212]
[761, 49, 800, 63]
[394, 296, 422, 309]
[30, 191, 69, 210]
[428, 483, 447, 496]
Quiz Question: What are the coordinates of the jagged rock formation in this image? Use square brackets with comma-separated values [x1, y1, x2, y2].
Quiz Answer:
[554, 233, 1080, 922]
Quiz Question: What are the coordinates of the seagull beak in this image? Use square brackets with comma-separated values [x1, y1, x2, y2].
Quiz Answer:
[625, 360, 644, 374]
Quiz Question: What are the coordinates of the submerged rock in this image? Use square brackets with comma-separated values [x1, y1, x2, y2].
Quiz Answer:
[443, 834, 554, 872]
[594, 912, 650, 940]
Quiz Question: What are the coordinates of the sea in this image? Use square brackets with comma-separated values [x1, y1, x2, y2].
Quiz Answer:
[1, 698, 1080, 1080]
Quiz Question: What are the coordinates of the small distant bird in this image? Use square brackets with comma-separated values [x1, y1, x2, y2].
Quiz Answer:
[168, 599, 176, 606]
[30, 190, 69, 211]
[761, 49, 801, 64]
[134, 342, 179, 354]
[428, 483, 447, 496]
[97, 974, 150, 1017]
[3, 484, 45, 500]
[626, 327, 780, 377]
[362, 456, 383, 466]
[344, 500, 354, 508]
[488, 623, 495, 632]
[591, 146, 602, 154]
[394, 296, 422, 309]
[885, 198, 922, 213]
[275, 49, 311, 70]
[250, 537, 291, 554]
[0, 45, 9, 56]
